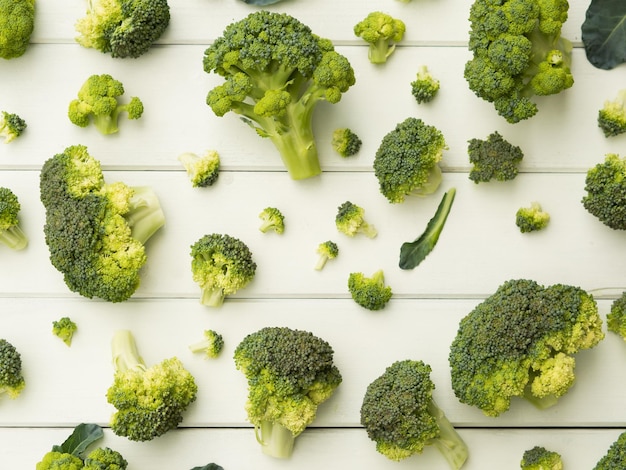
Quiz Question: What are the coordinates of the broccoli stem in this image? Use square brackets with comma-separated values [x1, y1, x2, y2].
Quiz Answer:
[0, 225, 28, 250]
[111, 330, 147, 374]
[200, 287, 225, 308]
[428, 400, 469, 470]
[369, 40, 395, 64]
[254, 420, 296, 459]
[125, 187, 166, 244]
[93, 114, 119, 135]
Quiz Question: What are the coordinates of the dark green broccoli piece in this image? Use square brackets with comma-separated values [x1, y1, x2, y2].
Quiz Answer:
[0, 186, 28, 250]
[598, 89, 626, 137]
[0, 111, 27, 143]
[83, 447, 128, 470]
[52, 316, 78, 346]
[39, 145, 165, 302]
[521, 445, 563, 470]
[594, 430, 626, 469]
[373, 117, 447, 203]
[178, 150, 220, 188]
[335, 201, 377, 238]
[68, 74, 144, 135]
[75, 0, 170, 58]
[234, 326, 342, 459]
[259, 207, 285, 234]
[606, 291, 626, 341]
[467, 131, 524, 183]
[449, 279, 604, 417]
[107, 330, 198, 442]
[516, 202, 550, 233]
[189, 329, 224, 359]
[353, 11, 406, 64]
[203, 11, 356, 180]
[582, 153, 626, 230]
[0, 0, 34, 59]
[348, 269, 392, 311]
[0, 338, 25, 399]
[331, 128, 362, 157]
[411, 65, 441, 104]
[190, 465, 223, 470]
[315, 240, 339, 270]
[190, 233, 257, 307]
[360, 360, 468, 469]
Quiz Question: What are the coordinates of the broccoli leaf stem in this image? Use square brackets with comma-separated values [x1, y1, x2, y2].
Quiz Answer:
[200, 286, 225, 308]
[0, 225, 28, 250]
[125, 186, 166, 244]
[428, 400, 469, 470]
[255, 420, 296, 459]
[111, 330, 147, 374]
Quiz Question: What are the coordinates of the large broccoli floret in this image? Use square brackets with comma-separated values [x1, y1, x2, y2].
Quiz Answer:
[39, 145, 165, 302]
[107, 329, 198, 442]
[348, 269, 393, 311]
[75, 0, 170, 58]
[582, 153, 626, 230]
[233, 326, 342, 459]
[594, 431, 626, 469]
[516, 202, 550, 233]
[449, 279, 604, 417]
[360, 360, 468, 469]
[353, 11, 406, 64]
[373, 117, 447, 203]
[464, 0, 574, 123]
[178, 150, 220, 188]
[411, 65, 441, 104]
[0, 0, 35, 59]
[0, 111, 27, 143]
[598, 89, 626, 138]
[203, 11, 356, 180]
[521, 445, 563, 470]
[335, 201, 377, 238]
[0, 338, 25, 399]
[467, 131, 524, 183]
[0, 186, 28, 250]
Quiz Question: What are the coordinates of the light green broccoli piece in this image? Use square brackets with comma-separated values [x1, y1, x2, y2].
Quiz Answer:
[259, 207, 285, 234]
[315, 240, 338, 271]
[348, 269, 392, 311]
[521, 445, 563, 470]
[411, 65, 440, 104]
[598, 89, 626, 138]
[331, 128, 362, 157]
[178, 150, 220, 188]
[0, 111, 27, 143]
[516, 202, 550, 233]
[607, 291, 626, 341]
[0, 186, 28, 251]
[354, 11, 406, 64]
[0, 0, 35, 59]
[335, 201, 377, 238]
[52, 316, 78, 346]
[189, 330, 224, 359]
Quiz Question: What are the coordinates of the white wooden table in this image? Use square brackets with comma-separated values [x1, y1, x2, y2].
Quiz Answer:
[1, 1, 626, 468]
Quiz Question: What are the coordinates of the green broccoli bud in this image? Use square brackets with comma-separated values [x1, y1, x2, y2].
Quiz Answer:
[315, 240, 339, 271]
[521, 445, 563, 470]
[335, 201, 377, 238]
[178, 150, 221, 188]
[411, 65, 441, 104]
[348, 269, 393, 311]
[189, 330, 224, 359]
[0, 0, 35, 59]
[598, 89, 626, 137]
[593, 430, 626, 469]
[607, 291, 626, 341]
[52, 316, 78, 346]
[0, 186, 28, 250]
[258, 207, 285, 234]
[467, 131, 524, 183]
[582, 153, 626, 230]
[354, 11, 406, 64]
[516, 202, 550, 233]
[0, 338, 25, 399]
[331, 128, 362, 157]
[0, 111, 27, 143]
[83, 447, 128, 470]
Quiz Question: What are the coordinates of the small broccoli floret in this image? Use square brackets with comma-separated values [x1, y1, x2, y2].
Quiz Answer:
[258, 207, 285, 234]
[331, 128, 362, 157]
[348, 269, 392, 311]
[354, 12, 406, 64]
[36, 451, 84, 470]
[411, 65, 441, 104]
[234, 326, 342, 459]
[190, 233, 257, 307]
[191, 465, 224, 470]
[521, 445, 563, 470]
[516, 202, 550, 233]
[189, 329, 224, 359]
[449, 279, 604, 417]
[0, 187, 28, 251]
[84, 447, 128, 470]
[373, 117, 447, 203]
[598, 90, 626, 137]
[68, 74, 144, 135]
[361, 360, 468, 469]
[0, 0, 35, 59]
[0, 111, 27, 143]
[315, 240, 338, 270]
[594, 430, 626, 469]
[335, 201, 377, 238]
[178, 151, 220, 188]
[467, 131, 524, 183]
[52, 317, 78, 346]
[107, 330, 198, 442]
[606, 291, 626, 341]
[0, 338, 25, 399]
[582, 153, 626, 230]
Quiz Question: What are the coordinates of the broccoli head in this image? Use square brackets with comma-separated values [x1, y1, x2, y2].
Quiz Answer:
[258, 207, 285, 234]
[0, 111, 27, 143]
[178, 150, 220, 188]
[516, 202, 550, 233]
[353, 11, 406, 64]
[40, 145, 165, 302]
[467, 131, 524, 183]
[75, 0, 170, 58]
[190, 233, 257, 307]
[0, 338, 25, 399]
[0, 0, 35, 59]
[234, 326, 342, 458]
[0, 186, 28, 250]
[360, 360, 468, 469]
[373, 117, 447, 203]
[315, 240, 339, 271]
[411, 65, 441, 104]
[189, 329, 224, 359]
[335, 200, 377, 238]
[606, 291, 626, 341]
[107, 330, 198, 442]
[582, 153, 626, 230]
[521, 445, 563, 470]
[83, 447, 128, 470]
[594, 430, 626, 469]
[598, 89, 626, 137]
[52, 316, 78, 346]
[348, 269, 392, 311]
[203, 11, 356, 180]
[331, 128, 362, 157]
[449, 279, 604, 417]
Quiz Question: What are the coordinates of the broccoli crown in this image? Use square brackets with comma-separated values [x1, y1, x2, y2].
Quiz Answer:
[190, 233, 257, 307]
[52, 316, 78, 347]
[107, 330, 198, 442]
[36, 451, 84, 470]
[467, 131, 524, 183]
[68, 74, 144, 135]
[594, 431, 626, 469]
[411, 65, 441, 104]
[203, 10, 355, 180]
[353, 11, 406, 64]
[189, 329, 224, 359]
[521, 445, 563, 470]
[0, 111, 27, 143]
[259, 207, 285, 234]
[0, 186, 28, 250]
[0, 338, 25, 399]
[315, 240, 339, 271]
[373, 117, 447, 203]
[464, 0, 573, 123]
[607, 291, 626, 341]
[178, 151, 220, 188]
[83, 447, 128, 470]
[0, 0, 35, 59]
[449, 279, 604, 417]
[331, 128, 362, 157]
[516, 202, 550, 233]
[335, 200, 377, 238]
[598, 90, 626, 138]
[582, 153, 626, 230]
[75, 0, 170, 58]
[348, 269, 392, 311]
[40, 145, 165, 302]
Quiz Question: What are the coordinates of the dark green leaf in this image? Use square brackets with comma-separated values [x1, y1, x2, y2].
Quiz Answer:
[581, 0, 626, 70]
[51, 423, 103, 456]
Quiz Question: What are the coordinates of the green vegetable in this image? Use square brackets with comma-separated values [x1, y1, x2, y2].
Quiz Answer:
[0, 0, 35, 59]
[258, 207, 285, 234]
[449, 279, 604, 417]
[593, 430, 626, 469]
[598, 89, 626, 137]
[331, 128, 362, 157]
[83, 447, 129, 470]
[189, 329, 224, 359]
[107, 329, 198, 442]
[353, 11, 406, 64]
[521, 445, 563, 470]
[233, 326, 342, 459]
[203, 11, 356, 180]
[582, 153, 626, 230]
[238, 0, 283, 3]
[0, 187, 28, 251]
[606, 291, 626, 341]
[52, 316, 78, 346]
[191, 465, 224, 470]
[0, 338, 25, 399]
[178, 151, 220, 187]
[582, 0, 626, 70]
[39, 145, 165, 302]
[0, 111, 27, 143]
[360, 360, 468, 469]
[399, 187, 456, 270]
[411, 65, 440, 104]
[335, 201, 377, 238]
[467, 131, 524, 183]
[348, 269, 392, 311]
[315, 240, 338, 271]
[516, 202, 550, 233]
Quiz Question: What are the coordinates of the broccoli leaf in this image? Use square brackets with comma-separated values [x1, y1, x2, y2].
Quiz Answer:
[582, 0, 626, 70]
[51, 423, 103, 456]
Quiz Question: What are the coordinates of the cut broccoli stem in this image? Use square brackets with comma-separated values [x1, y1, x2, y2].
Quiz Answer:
[125, 186, 166, 244]
[200, 286, 225, 308]
[0, 225, 28, 250]
[370, 40, 395, 64]
[111, 330, 147, 374]
[428, 400, 469, 470]
[255, 420, 296, 459]
[523, 386, 559, 410]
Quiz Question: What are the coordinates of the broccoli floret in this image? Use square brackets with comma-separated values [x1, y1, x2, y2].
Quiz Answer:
[36, 451, 84, 470]
[0, 0, 35, 59]
[107, 329, 198, 442]
[0, 111, 27, 143]
[258, 207, 285, 234]
[348, 269, 392, 311]
[189, 329, 224, 359]
[464, 0, 574, 123]
[75, 0, 170, 58]
[467, 131, 524, 183]
[360, 360, 468, 469]
[606, 291, 626, 341]
[68, 74, 144, 135]
[331, 128, 362, 157]
[594, 431, 626, 469]
[353, 12, 406, 64]
[233, 326, 342, 459]
[0, 186, 28, 250]
[178, 150, 220, 188]
[582, 153, 626, 230]
[598, 89, 626, 137]
[0, 338, 25, 399]
[516, 202, 550, 233]
[373, 117, 447, 203]
[411, 65, 441, 104]
[203, 11, 356, 180]
[83, 447, 128, 470]
[191, 465, 223, 470]
[521, 445, 563, 470]
[190, 233, 257, 307]
[335, 201, 377, 238]
[39, 145, 165, 302]
[449, 279, 604, 417]
[315, 240, 338, 271]
[52, 316, 78, 346]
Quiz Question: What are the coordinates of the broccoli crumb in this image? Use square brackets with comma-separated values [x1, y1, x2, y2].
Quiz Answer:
[52, 317, 78, 347]
[516, 202, 550, 233]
